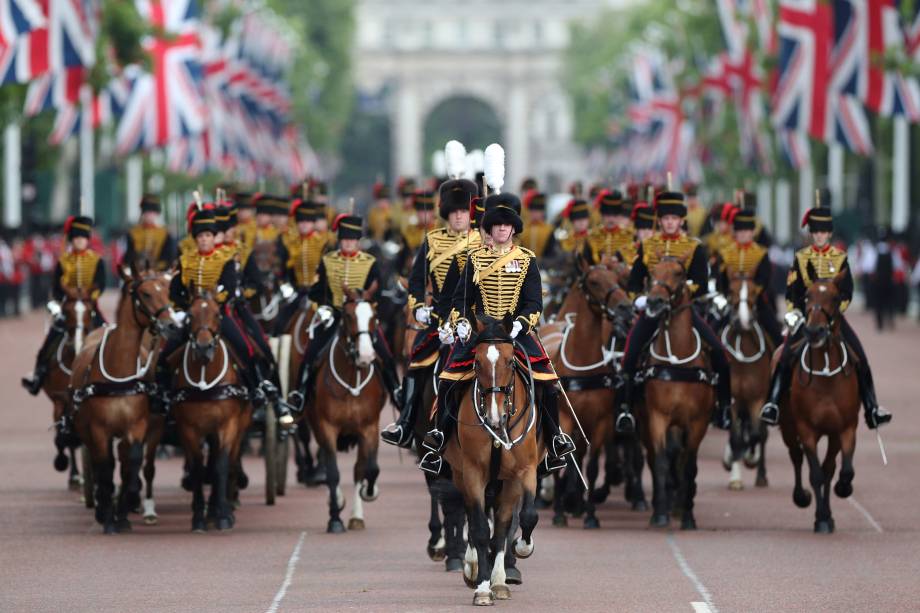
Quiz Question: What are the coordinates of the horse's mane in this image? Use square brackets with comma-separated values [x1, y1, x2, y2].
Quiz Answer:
[475, 316, 512, 344]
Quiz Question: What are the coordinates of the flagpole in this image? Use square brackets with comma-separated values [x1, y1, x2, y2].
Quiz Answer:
[798, 161, 814, 231]
[828, 143, 844, 211]
[3, 121, 21, 228]
[775, 179, 791, 244]
[126, 155, 143, 224]
[891, 116, 909, 232]
[79, 85, 95, 217]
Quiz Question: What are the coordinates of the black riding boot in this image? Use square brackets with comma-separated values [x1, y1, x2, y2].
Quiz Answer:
[857, 364, 891, 429]
[542, 385, 576, 472]
[381, 372, 419, 448]
[378, 358, 402, 409]
[760, 348, 794, 426]
[419, 383, 455, 475]
[22, 324, 64, 395]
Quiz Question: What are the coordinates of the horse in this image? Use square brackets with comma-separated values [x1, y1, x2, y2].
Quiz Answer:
[720, 272, 773, 490]
[69, 266, 175, 533]
[171, 290, 253, 532]
[308, 284, 386, 533]
[443, 316, 541, 606]
[639, 255, 715, 530]
[247, 239, 283, 333]
[539, 256, 643, 529]
[42, 287, 95, 490]
[778, 271, 860, 533]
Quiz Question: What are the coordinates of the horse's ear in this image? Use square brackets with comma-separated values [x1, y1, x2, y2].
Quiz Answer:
[805, 259, 818, 282]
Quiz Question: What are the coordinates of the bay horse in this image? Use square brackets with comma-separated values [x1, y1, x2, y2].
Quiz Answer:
[539, 257, 642, 529]
[640, 255, 715, 530]
[172, 290, 253, 532]
[43, 287, 94, 490]
[443, 317, 541, 606]
[721, 272, 773, 490]
[247, 240, 283, 333]
[69, 266, 175, 533]
[778, 271, 859, 533]
[308, 284, 386, 533]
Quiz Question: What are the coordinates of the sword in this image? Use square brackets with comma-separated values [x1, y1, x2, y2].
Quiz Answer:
[875, 429, 888, 466]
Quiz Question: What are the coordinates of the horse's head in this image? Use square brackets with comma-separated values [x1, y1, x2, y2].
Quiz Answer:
[803, 267, 846, 348]
[646, 253, 689, 319]
[252, 241, 280, 292]
[473, 316, 517, 430]
[60, 287, 92, 331]
[188, 289, 221, 363]
[577, 255, 635, 337]
[120, 265, 177, 339]
[728, 273, 759, 331]
[342, 280, 379, 367]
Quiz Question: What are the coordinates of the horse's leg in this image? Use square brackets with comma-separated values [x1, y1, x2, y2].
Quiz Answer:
[781, 418, 811, 508]
[115, 438, 144, 533]
[626, 437, 648, 511]
[834, 426, 856, 500]
[442, 481, 467, 573]
[468, 498, 493, 605]
[755, 423, 769, 488]
[514, 466, 539, 559]
[179, 423, 207, 533]
[91, 429, 117, 534]
[503, 500, 521, 585]
[647, 412, 670, 527]
[425, 474, 446, 561]
[205, 435, 220, 525]
[681, 420, 707, 530]
[817, 434, 840, 533]
[489, 481, 520, 601]
[319, 443, 344, 533]
[563, 454, 584, 516]
[142, 441, 158, 525]
[551, 471, 567, 527]
[584, 448, 600, 529]
[214, 415, 238, 531]
[68, 444, 82, 489]
[801, 434, 831, 534]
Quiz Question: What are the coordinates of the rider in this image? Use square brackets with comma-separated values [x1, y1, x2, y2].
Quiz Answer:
[286, 213, 402, 411]
[22, 216, 105, 395]
[271, 200, 327, 336]
[396, 191, 438, 276]
[381, 176, 481, 448]
[631, 201, 656, 246]
[615, 190, 733, 435]
[418, 195, 577, 475]
[234, 192, 257, 267]
[715, 207, 782, 346]
[123, 194, 177, 271]
[585, 189, 636, 264]
[759, 206, 891, 429]
[556, 198, 591, 256]
[157, 206, 282, 417]
[517, 190, 556, 262]
[367, 182, 393, 242]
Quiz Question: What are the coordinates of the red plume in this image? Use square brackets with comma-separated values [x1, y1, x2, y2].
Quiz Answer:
[522, 189, 536, 210]
[630, 203, 648, 221]
[63, 215, 75, 237]
[186, 204, 198, 234]
[593, 189, 610, 210]
[727, 206, 740, 224]
[289, 198, 302, 217]
[801, 209, 811, 228]
[563, 198, 576, 219]
[332, 213, 348, 232]
[720, 203, 738, 223]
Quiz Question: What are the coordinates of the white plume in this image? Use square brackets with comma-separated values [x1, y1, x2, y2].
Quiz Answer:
[444, 140, 467, 179]
[483, 143, 505, 194]
[431, 150, 447, 177]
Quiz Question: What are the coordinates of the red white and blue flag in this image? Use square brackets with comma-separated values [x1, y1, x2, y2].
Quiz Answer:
[857, 0, 920, 121]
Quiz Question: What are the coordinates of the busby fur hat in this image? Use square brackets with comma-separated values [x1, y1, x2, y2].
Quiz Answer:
[522, 189, 546, 212]
[655, 191, 687, 218]
[802, 207, 833, 232]
[291, 199, 317, 222]
[439, 139, 477, 218]
[412, 190, 436, 211]
[481, 202, 523, 234]
[566, 198, 590, 221]
[732, 208, 757, 231]
[190, 207, 217, 237]
[597, 189, 627, 216]
[631, 203, 655, 230]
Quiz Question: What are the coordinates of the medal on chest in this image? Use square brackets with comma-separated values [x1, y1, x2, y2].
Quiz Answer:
[504, 259, 521, 273]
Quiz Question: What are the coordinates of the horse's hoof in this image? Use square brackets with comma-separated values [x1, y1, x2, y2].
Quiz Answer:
[583, 516, 600, 530]
[681, 516, 697, 531]
[793, 489, 812, 509]
[472, 591, 494, 606]
[237, 471, 249, 490]
[513, 537, 534, 559]
[53, 452, 69, 472]
[359, 480, 379, 502]
[347, 517, 365, 531]
[143, 514, 158, 526]
[68, 475, 83, 491]
[834, 481, 853, 499]
[552, 515, 567, 527]
[445, 557, 463, 573]
[729, 480, 744, 491]
[755, 476, 769, 488]
[590, 485, 610, 504]
[505, 566, 522, 585]
[192, 518, 207, 533]
[631, 499, 649, 512]
[492, 584, 511, 600]
[814, 519, 834, 534]
[427, 544, 446, 562]
[744, 447, 762, 469]
[103, 522, 118, 535]
[181, 475, 193, 492]
[534, 497, 551, 509]
[649, 514, 670, 528]
[217, 517, 233, 531]
[327, 519, 346, 534]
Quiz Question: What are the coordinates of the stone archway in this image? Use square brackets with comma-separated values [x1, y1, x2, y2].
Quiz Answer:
[421, 95, 503, 174]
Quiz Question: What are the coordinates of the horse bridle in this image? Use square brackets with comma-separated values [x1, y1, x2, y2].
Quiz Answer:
[188, 297, 221, 343]
[340, 300, 375, 361]
[579, 269, 622, 321]
[129, 279, 171, 332]
[472, 337, 518, 419]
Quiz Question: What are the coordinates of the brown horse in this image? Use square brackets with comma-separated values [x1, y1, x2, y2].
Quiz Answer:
[640, 256, 715, 529]
[308, 285, 386, 533]
[540, 257, 640, 528]
[721, 272, 773, 490]
[43, 287, 95, 490]
[778, 272, 859, 533]
[172, 290, 253, 532]
[443, 317, 541, 606]
[247, 240, 283, 333]
[70, 266, 175, 533]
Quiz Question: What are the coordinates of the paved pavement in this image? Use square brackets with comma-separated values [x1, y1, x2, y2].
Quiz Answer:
[1, 298, 918, 612]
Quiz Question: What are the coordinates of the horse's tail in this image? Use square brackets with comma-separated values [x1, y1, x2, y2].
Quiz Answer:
[336, 433, 360, 452]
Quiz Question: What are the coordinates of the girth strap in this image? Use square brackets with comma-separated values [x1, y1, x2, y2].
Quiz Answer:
[172, 384, 249, 404]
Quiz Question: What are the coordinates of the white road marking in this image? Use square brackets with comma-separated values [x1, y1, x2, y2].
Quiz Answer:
[667, 533, 718, 613]
[848, 497, 883, 533]
[266, 530, 307, 613]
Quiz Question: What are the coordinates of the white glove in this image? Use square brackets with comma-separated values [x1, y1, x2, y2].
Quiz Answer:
[456, 319, 472, 342]
[46, 300, 62, 319]
[171, 310, 188, 327]
[712, 293, 729, 313]
[510, 320, 523, 339]
[784, 309, 803, 331]
[279, 283, 295, 301]
[634, 295, 648, 311]
[414, 306, 432, 326]
[317, 305, 335, 328]
[438, 323, 455, 345]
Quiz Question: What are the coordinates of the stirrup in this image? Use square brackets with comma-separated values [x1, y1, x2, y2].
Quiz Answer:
[418, 452, 443, 475]
[552, 432, 576, 458]
[422, 429, 445, 453]
[760, 402, 779, 426]
[711, 405, 732, 431]
[287, 390, 304, 412]
[543, 455, 567, 473]
[381, 424, 412, 448]
[615, 411, 636, 435]
[865, 406, 892, 429]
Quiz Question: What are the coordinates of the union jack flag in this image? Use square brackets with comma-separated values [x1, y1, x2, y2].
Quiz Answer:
[857, 0, 920, 121]
[22, 63, 82, 114]
[0, 0, 45, 82]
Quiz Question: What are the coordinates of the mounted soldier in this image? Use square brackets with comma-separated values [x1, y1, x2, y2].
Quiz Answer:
[234, 192, 257, 266]
[614, 190, 732, 435]
[286, 213, 402, 412]
[271, 200, 327, 336]
[760, 204, 891, 429]
[22, 216, 105, 395]
[517, 190, 556, 263]
[123, 194, 177, 271]
[418, 172, 577, 475]
[396, 190, 438, 276]
[584, 189, 636, 265]
[381, 145, 481, 448]
[367, 181, 394, 243]
[630, 201, 656, 249]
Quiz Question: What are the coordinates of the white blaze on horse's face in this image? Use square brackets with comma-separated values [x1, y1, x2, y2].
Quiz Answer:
[74, 300, 86, 354]
[355, 301, 375, 366]
[738, 280, 752, 331]
[486, 344, 501, 426]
